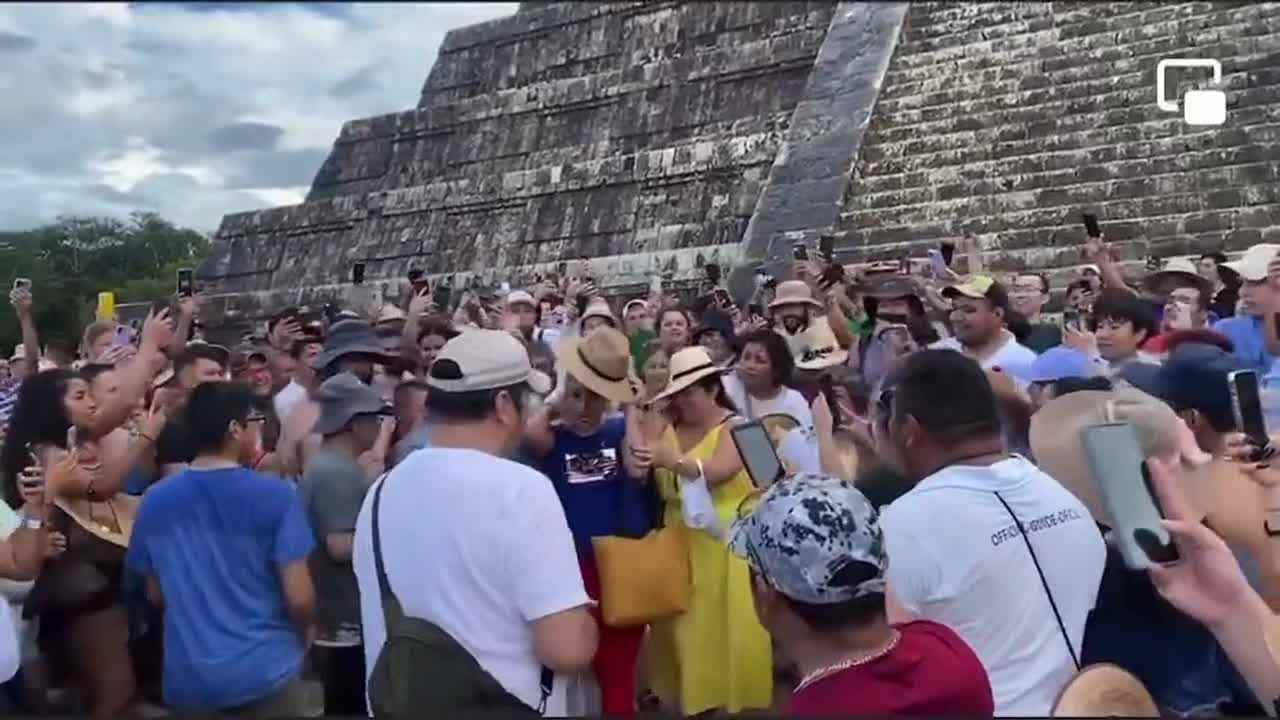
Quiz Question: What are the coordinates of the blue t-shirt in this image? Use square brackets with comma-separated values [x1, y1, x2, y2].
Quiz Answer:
[1213, 315, 1273, 372]
[125, 466, 315, 710]
[537, 416, 655, 554]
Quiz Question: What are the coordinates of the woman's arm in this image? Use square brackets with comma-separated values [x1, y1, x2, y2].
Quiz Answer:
[657, 419, 745, 488]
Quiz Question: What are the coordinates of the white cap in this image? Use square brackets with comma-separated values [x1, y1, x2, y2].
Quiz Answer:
[427, 329, 552, 395]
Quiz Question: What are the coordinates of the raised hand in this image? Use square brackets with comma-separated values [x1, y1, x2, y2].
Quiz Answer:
[812, 392, 834, 438]
[408, 288, 435, 319]
[140, 308, 175, 352]
[8, 287, 32, 317]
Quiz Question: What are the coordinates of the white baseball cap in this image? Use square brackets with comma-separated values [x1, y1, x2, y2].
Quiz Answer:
[427, 329, 551, 395]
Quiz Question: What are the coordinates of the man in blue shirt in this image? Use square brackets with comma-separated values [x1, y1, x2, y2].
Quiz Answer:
[1213, 244, 1280, 372]
[126, 381, 317, 715]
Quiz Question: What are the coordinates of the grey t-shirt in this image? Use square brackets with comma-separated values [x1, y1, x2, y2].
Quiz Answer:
[299, 447, 369, 645]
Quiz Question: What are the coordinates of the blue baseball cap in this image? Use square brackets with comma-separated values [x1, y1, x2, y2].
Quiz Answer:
[1007, 347, 1098, 384]
[1119, 342, 1241, 421]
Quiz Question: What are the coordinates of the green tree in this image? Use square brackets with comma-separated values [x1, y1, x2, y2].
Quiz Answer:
[0, 212, 210, 356]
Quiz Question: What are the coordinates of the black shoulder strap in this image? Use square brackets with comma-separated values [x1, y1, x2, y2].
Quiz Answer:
[371, 473, 555, 713]
[994, 491, 1081, 671]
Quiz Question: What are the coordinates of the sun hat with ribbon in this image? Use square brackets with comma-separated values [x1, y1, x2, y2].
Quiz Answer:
[768, 280, 823, 311]
[1223, 244, 1280, 282]
[793, 317, 850, 371]
[581, 297, 619, 328]
[650, 346, 726, 403]
[556, 327, 641, 404]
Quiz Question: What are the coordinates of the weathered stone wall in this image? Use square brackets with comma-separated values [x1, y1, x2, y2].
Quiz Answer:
[832, 1, 1280, 291]
[199, 1, 1280, 331]
[199, 2, 838, 328]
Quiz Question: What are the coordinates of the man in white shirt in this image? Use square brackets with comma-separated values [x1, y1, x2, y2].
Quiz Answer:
[871, 349, 1105, 715]
[930, 276, 1036, 373]
[353, 330, 597, 714]
[274, 335, 323, 421]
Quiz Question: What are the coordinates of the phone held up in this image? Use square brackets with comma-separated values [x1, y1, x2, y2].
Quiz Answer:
[792, 243, 809, 262]
[1081, 212, 1102, 239]
[12, 278, 31, 292]
[730, 421, 785, 489]
[1228, 370, 1274, 461]
[818, 234, 835, 265]
[352, 262, 366, 286]
[1081, 422, 1178, 570]
[176, 267, 194, 298]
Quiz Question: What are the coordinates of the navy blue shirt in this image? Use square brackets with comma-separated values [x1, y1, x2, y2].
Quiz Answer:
[537, 416, 655, 554]
[125, 467, 315, 710]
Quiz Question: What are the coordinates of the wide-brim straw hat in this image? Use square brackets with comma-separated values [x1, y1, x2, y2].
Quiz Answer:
[1029, 388, 1229, 529]
[768, 280, 823, 310]
[1143, 256, 1213, 297]
[581, 298, 618, 327]
[650, 346, 726, 403]
[793, 318, 849, 371]
[556, 327, 642, 404]
[1051, 663, 1158, 717]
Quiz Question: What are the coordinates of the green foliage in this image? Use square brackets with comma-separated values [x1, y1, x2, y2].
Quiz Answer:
[0, 212, 210, 355]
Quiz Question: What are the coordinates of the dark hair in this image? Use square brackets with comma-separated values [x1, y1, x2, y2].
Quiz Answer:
[882, 350, 1001, 444]
[1089, 289, 1157, 340]
[175, 344, 228, 376]
[425, 359, 528, 423]
[80, 363, 116, 386]
[737, 329, 793, 388]
[0, 369, 80, 508]
[268, 307, 300, 333]
[1065, 279, 1093, 297]
[1201, 252, 1228, 266]
[692, 373, 738, 414]
[185, 382, 256, 455]
[659, 306, 693, 328]
[778, 561, 886, 631]
[1016, 272, 1050, 294]
[419, 317, 459, 342]
[1049, 376, 1113, 397]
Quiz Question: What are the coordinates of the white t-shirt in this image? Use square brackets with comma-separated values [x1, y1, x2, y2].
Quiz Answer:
[930, 333, 1037, 373]
[273, 379, 307, 421]
[353, 447, 591, 714]
[880, 456, 1105, 716]
[721, 373, 814, 427]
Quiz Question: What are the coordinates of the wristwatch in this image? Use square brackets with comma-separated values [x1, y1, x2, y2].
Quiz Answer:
[19, 515, 43, 530]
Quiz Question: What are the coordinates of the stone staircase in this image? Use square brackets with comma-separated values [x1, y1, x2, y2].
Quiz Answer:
[833, 0, 1280, 291]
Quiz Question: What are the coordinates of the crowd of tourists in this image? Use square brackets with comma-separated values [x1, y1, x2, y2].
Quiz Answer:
[2, 230, 1280, 718]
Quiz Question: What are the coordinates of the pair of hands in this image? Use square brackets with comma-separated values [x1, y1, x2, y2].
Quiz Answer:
[625, 405, 676, 476]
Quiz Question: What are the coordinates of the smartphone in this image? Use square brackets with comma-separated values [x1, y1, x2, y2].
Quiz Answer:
[819, 234, 835, 264]
[818, 375, 844, 428]
[705, 263, 722, 285]
[66, 425, 78, 450]
[714, 288, 732, 309]
[113, 324, 133, 347]
[927, 249, 948, 278]
[747, 303, 763, 318]
[176, 267, 194, 298]
[1229, 370, 1271, 458]
[792, 243, 809, 262]
[730, 421, 785, 489]
[500, 281, 511, 294]
[1081, 422, 1179, 570]
[1082, 212, 1101, 238]
[1061, 310, 1081, 332]
[939, 241, 956, 267]
[352, 262, 366, 286]
[12, 278, 30, 292]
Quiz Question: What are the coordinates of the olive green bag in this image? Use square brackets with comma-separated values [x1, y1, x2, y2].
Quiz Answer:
[367, 476, 552, 717]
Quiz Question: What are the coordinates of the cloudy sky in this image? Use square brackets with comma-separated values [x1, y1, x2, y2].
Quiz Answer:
[0, 2, 517, 233]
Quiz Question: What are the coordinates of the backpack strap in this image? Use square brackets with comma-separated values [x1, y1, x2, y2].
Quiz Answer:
[371, 473, 556, 714]
[370, 475, 404, 631]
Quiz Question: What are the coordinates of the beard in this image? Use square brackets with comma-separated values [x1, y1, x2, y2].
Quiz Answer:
[781, 316, 806, 335]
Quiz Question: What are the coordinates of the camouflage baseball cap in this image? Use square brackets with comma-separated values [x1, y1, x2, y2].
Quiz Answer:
[728, 473, 887, 605]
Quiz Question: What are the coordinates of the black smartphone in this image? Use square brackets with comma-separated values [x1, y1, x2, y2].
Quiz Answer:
[730, 421, 785, 489]
[1061, 310, 1081, 332]
[352, 262, 366, 285]
[1229, 370, 1271, 458]
[176, 268, 194, 298]
[747, 303, 763, 318]
[939, 241, 956, 267]
[1082, 212, 1101, 238]
[819, 234, 835, 264]
[714, 288, 732, 309]
[818, 375, 844, 428]
[705, 262, 722, 285]
[792, 243, 809, 262]
[1082, 422, 1179, 570]
[12, 278, 30, 292]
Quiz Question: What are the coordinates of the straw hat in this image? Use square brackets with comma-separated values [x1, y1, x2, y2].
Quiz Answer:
[1143, 257, 1212, 297]
[1029, 388, 1223, 528]
[650, 346, 725, 403]
[793, 318, 850, 371]
[581, 298, 618, 328]
[768, 280, 823, 310]
[556, 327, 641, 404]
[375, 304, 408, 326]
[1051, 663, 1158, 717]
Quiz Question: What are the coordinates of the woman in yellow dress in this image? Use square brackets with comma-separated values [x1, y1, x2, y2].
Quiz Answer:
[628, 346, 772, 715]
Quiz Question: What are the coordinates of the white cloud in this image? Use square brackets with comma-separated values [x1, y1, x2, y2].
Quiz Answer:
[0, 1, 517, 232]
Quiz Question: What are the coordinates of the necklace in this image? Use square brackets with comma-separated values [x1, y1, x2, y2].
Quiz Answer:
[793, 629, 902, 693]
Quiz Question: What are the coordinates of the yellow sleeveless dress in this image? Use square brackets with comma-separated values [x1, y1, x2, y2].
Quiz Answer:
[645, 423, 772, 714]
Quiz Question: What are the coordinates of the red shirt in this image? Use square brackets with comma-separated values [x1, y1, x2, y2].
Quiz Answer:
[786, 620, 994, 717]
